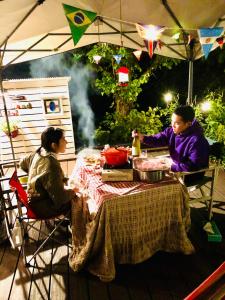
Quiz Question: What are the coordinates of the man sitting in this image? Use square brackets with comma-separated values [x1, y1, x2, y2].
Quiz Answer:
[133, 105, 209, 183]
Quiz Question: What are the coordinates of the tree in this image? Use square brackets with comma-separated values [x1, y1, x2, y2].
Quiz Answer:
[86, 44, 151, 116]
[81, 43, 179, 144]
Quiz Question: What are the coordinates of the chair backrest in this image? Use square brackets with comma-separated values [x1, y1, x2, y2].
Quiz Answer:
[9, 170, 37, 219]
[175, 164, 218, 221]
[176, 164, 217, 185]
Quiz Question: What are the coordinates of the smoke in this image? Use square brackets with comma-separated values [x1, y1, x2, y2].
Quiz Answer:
[29, 54, 95, 147]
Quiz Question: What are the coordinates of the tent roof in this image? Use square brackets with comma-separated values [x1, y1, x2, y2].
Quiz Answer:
[0, 0, 225, 66]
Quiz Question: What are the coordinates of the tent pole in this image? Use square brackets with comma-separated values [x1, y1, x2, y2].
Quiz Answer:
[0, 67, 17, 164]
[187, 60, 193, 105]
[187, 37, 195, 106]
[0, 0, 45, 165]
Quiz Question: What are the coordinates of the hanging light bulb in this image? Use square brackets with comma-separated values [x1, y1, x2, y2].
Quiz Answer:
[201, 101, 211, 112]
[136, 24, 165, 58]
[93, 55, 102, 64]
[136, 24, 165, 41]
[164, 92, 173, 103]
[172, 32, 180, 40]
[133, 50, 142, 61]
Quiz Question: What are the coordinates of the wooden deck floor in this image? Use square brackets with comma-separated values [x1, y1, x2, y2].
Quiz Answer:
[1, 170, 225, 300]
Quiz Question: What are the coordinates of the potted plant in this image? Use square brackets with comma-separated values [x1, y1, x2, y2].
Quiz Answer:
[0, 118, 19, 138]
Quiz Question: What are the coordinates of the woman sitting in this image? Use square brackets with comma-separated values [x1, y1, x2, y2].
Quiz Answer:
[20, 127, 77, 218]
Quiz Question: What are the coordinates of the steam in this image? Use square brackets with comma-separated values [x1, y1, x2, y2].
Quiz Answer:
[29, 54, 95, 147]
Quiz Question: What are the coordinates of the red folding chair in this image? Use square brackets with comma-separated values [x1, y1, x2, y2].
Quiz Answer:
[184, 262, 225, 300]
[9, 170, 71, 268]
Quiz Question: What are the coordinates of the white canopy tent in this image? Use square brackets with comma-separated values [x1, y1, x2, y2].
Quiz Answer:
[0, 0, 225, 160]
[1, 0, 225, 64]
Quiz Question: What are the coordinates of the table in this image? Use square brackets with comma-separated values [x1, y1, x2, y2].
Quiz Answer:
[69, 157, 195, 281]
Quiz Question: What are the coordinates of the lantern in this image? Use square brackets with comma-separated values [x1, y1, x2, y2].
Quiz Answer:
[117, 66, 129, 86]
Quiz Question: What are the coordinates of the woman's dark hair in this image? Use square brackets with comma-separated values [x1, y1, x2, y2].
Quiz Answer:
[37, 127, 64, 153]
[173, 105, 195, 122]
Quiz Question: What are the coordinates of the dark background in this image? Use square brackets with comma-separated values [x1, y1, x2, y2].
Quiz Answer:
[2, 46, 225, 148]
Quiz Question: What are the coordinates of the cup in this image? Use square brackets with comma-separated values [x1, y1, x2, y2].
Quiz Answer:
[19, 176, 28, 184]
[141, 150, 148, 158]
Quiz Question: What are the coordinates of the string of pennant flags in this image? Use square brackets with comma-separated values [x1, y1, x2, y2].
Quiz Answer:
[62, 3, 225, 60]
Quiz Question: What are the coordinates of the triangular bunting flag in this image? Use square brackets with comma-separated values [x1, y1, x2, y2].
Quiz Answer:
[136, 23, 164, 58]
[157, 40, 162, 50]
[133, 50, 142, 61]
[216, 36, 224, 49]
[144, 40, 158, 58]
[198, 27, 224, 59]
[63, 4, 97, 45]
[188, 34, 195, 49]
[93, 55, 102, 64]
[113, 55, 122, 64]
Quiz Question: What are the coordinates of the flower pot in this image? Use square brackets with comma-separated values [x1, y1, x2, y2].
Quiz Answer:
[4, 129, 19, 138]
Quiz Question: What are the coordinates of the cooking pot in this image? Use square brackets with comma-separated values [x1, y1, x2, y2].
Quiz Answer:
[135, 169, 165, 183]
[133, 157, 168, 182]
[101, 147, 129, 166]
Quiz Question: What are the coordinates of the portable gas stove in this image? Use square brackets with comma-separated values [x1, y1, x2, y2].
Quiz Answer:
[101, 161, 133, 181]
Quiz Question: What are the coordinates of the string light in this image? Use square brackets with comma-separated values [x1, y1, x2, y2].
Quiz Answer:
[172, 32, 180, 40]
[164, 92, 173, 103]
[201, 101, 211, 112]
[136, 24, 165, 41]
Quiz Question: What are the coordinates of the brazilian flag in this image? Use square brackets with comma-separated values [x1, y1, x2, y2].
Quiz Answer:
[63, 4, 97, 45]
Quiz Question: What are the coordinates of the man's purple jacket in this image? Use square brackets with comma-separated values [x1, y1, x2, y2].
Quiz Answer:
[143, 119, 209, 172]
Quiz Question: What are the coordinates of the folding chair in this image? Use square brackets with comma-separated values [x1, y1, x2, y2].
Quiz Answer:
[175, 164, 218, 221]
[9, 170, 71, 268]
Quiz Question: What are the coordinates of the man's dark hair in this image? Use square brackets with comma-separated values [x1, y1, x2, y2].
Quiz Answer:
[173, 105, 195, 122]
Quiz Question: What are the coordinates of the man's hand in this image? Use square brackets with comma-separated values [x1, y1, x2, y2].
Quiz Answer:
[131, 130, 144, 142]
[163, 157, 173, 169]
[158, 157, 173, 170]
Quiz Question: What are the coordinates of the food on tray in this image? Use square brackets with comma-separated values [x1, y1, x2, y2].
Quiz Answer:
[133, 158, 168, 171]
[84, 155, 100, 165]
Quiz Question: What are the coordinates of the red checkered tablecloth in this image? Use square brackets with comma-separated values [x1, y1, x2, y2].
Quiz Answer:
[69, 158, 195, 282]
[70, 158, 176, 211]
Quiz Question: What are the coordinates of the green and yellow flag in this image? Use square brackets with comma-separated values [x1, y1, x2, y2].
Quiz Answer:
[63, 4, 97, 45]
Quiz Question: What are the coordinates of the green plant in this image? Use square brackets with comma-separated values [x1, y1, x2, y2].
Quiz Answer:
[86, 44, 152, 117]
[196, 90, 225, 166]
[94, 107, 163, 145]
[160, 96, 179, 127]
[0, 118, 19, 137]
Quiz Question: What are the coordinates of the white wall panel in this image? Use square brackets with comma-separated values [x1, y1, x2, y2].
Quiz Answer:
[0, 77, 75, 162]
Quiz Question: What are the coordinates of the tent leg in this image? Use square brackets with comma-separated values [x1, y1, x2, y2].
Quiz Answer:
[0, 67, 17, 162]
[187, 60, 193, 105]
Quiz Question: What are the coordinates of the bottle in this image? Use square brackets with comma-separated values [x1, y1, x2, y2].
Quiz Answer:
[12, 219, 23, 248]
[132, 129, 141, 157]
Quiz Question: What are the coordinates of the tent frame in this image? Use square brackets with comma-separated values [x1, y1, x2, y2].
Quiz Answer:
[0, 0, 224, 154]
[0, 0, 46, 162]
